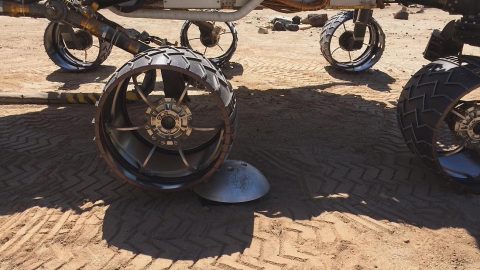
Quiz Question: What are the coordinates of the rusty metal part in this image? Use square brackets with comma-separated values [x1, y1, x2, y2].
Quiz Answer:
[0, 0, 151, 55]
[0, 0, 46, 18]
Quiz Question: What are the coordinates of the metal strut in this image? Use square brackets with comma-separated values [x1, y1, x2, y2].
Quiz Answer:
[0, 0, 155, 55]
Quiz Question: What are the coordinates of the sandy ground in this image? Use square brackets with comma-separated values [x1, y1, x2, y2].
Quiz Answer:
[0, 4, 480, 270]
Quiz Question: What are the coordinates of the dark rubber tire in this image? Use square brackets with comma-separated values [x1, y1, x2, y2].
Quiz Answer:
[320, 11, 385, 73]
[397, 55, 480, 192]
[44, 22, 112, 72]
[180, 21, 238, 67]
[95, 46, 237, 191]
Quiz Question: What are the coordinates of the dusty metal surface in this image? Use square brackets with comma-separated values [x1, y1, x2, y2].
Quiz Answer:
[194, 160, 270, 203]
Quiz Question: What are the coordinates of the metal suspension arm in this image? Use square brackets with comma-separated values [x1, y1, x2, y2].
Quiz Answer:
[0, 0, 46, 18]
[0, 0, 152, 54]
[63, 9, 151, 54]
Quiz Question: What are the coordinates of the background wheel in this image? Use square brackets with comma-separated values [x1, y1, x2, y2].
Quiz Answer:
[95, 47, 237, 191]
[320, 11, 385, 72]
[397, 55, 480, 192]
[44, 22, 112, 72]
[180, 21, 238, 67]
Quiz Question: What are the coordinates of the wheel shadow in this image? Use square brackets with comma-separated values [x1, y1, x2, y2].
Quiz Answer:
[45, 65, 117, 90]
[0, 85, 478, 263]
[323, 65, 396, 92]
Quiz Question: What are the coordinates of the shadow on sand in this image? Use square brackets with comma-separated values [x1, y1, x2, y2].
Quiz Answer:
[46, 65, 117, 90]
[322, 66, 396, 92]
[0, 85, 478, 262]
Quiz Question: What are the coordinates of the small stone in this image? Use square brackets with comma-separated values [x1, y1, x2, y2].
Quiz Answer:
[404, 239, 410, 243]
[308, 14, 329, 27]
[285, 23, 299, 32]
[292, 16, 301, 25]
[394, 7, 409, 20]
[271, 17, 293, 25]
[272, 21, 287, 31]
[258, 27, 269, 34]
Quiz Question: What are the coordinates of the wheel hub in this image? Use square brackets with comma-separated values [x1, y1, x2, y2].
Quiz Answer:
[72, 30, 93, 50]
[339, 31, 356, 51]
[146, 98, 192, 145]
[454, 103, 480, 145]
[200, 26, 223, 48]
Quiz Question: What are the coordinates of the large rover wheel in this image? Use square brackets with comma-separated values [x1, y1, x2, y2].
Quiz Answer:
[320, 11, 385, 72]
[44, 22, 112, 72]
[397, 55, 480, 192]
[95, 47, 237, 191]
[180, 21, 238, 67]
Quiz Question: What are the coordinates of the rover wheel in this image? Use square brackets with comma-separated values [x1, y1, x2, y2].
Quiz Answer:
[95, 47, 237, 191]
[397, 55, 480, 192]
[320, 11, 385, 72]
[44, 22, 112, 72]
[180, 21, 238, 67]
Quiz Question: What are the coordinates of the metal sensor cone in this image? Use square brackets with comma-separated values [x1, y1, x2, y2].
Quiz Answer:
[194, 160, 270, 203]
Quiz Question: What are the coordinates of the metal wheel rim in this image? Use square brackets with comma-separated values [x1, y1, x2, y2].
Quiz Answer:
[181, 21, 237, 65]
[327, 13, 384, 71]
[434, 88, 480, 184]
[96, 63, 232, 190]
[47, 22, 106, 69]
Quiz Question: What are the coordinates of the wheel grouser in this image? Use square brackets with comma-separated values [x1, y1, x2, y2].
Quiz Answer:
[320, 11, 385, 72]
[397, 55, 480, 192]
[95, 46, 237, 191]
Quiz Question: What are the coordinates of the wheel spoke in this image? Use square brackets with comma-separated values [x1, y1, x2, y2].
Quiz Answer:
[342, 23, 347, 32]
[219, 32, 232, 36]
[178, 145, 196, 171]
[451, 109, 466, 120]
[348, 51, 353, 62]
[189, 37, 201, 41]
[133, 76, 157, 110]
[331, 47, 341, 56]
[217, 44, 224, 52]
[197, 129, 224, 168]
[204, 47, 208, 55]
[176, 85, 188, 105]
[141, 145, 157, 170]
[363, 42, 372, 47]
[192, 126, 220, 132]
[111, 125, 144, 131]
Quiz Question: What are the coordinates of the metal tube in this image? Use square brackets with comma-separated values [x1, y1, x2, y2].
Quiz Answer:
[63, 9, 151, 54]
[0, 0, 151, 54]
[108, 0, 264, 22]
[0, 0, 46, 18]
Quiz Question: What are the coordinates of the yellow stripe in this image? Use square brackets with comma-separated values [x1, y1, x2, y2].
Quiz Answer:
[66, 94, 76, 104]
[77, 93, 86, 104]
[87, 93, 98, 104]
